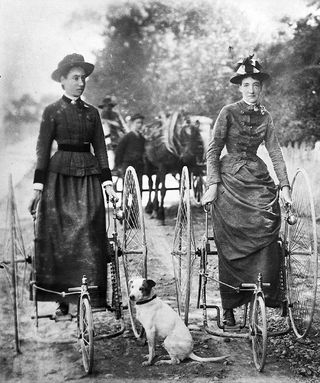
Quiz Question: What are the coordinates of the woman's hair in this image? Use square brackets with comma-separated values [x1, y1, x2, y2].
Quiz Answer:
[240, 74, 263, 85]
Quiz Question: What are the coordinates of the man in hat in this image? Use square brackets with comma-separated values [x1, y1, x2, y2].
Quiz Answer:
[28, 53, 117, 316]
[202, 55, 292, 327]
[115, 113, 145, 191]
[99, 95, 126, 152]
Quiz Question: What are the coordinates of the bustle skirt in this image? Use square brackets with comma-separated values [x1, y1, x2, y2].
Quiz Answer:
[33, 172, 108, 307]
[212, 161, 282, 309]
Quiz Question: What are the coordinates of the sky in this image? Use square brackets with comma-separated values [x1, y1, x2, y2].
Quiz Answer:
[0, 0, 311, 104]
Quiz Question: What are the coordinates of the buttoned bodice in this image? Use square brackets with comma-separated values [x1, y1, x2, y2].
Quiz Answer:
[34, 96, 110, 184]
[206, 100, 289, 188]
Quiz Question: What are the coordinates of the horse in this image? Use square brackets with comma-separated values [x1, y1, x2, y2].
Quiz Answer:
[143, 112, 204, 221]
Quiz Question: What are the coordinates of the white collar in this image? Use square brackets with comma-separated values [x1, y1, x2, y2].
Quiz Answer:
[64, 92, 79, 101]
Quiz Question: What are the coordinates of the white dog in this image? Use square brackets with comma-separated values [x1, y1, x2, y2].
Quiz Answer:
[129, 277, 229, 366]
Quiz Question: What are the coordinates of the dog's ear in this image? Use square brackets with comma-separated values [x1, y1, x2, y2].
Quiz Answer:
[146, 279, 156, 288]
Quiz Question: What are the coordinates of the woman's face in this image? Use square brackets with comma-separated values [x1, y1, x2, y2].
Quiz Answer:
[239, 76, 262, 104]
[132, 118, 143, 131]
[61, 67, 86, 98]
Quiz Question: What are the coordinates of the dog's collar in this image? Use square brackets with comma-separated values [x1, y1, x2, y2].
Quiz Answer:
[136, 294, 157, 305]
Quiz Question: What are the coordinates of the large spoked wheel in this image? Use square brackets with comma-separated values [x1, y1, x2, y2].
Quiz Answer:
[285, 168, 318, 339]
[0, 175, 29, 354]
[122, 166, 147, 339]
[250, 294, 267, 372]
[172, 166, 196, 326]
[78, 295, 94, 374]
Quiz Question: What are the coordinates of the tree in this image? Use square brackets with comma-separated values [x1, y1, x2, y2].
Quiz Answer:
[262, 10, 320, 144]
[4, 94, 40, 142]
[86, 0, 257, 121]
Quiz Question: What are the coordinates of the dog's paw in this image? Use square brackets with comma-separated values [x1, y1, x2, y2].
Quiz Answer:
[142, 360, 152, 367]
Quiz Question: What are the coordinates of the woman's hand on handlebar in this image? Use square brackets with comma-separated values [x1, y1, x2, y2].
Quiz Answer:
[28, 190, 42, 217]
[281, 185, 292, 206]
[201, 184, 218, 206]
[104, 184, 119, 203]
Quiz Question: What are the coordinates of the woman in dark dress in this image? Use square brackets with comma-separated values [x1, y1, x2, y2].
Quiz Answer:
[28, 53, 117, 315]
[202, 56, 292, 326]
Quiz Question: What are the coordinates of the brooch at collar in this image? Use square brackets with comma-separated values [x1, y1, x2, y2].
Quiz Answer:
[247, 104, 266, 115]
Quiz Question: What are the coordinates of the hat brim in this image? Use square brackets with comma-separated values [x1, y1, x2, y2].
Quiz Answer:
[51, 62, 94, 82]
[131, 114, 145, 122]
[230, 72, 270, 85]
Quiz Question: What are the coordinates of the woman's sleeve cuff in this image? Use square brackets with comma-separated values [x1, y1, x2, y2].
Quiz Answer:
[33, 183, 44, 191]
[33, 168, 46, 184]
[101, 168, 112, 183]
[102, 180, 113, 188]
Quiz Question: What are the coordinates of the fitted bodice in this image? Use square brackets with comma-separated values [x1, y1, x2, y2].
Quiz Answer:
[206, 100, 289, 188]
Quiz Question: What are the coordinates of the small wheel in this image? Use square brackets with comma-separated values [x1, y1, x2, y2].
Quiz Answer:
[172, 166, 196, 326]
[250, 294, 267, 372]
[78, 295, 94, 374]
[122, 166, 147, 338]
[285, 168, 318, 339]
[190, 173, 206, 207]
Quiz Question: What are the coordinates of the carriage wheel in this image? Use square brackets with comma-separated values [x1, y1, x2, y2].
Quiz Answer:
[285, 168, 318, 339]
[0, 175, 29, 353]
[78, 295, 94, 374]
[172, 166, 196, 326]
[250, 294, 267, 372]
[190, 173, 206, 207]
[122, 166, 147, 339]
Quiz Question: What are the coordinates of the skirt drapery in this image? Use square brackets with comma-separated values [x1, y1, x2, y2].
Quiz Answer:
[34, 172, 108, 308]
[212, 158, 282, 309]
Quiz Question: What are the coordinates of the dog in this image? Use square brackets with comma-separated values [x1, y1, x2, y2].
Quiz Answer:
[129, 277, 229, 366]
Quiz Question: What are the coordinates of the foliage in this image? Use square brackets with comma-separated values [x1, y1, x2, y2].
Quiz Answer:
[262, 10, 320, 144]
[3, 94, 41, 143]
[86, 0, 257, 121]
[87, 0, 320, 144]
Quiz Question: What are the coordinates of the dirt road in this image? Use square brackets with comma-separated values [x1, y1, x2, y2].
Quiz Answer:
[1, 167, 319, 383]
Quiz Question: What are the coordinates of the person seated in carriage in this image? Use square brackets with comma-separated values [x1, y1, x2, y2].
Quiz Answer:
[202, 55, 292, 326]
[28, 53, 117, 316]
[114, 113, 145, 192]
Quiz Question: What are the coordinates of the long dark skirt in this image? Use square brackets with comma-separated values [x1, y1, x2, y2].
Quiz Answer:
[34, 172, 108, 307]
[212, 160, 282, 309]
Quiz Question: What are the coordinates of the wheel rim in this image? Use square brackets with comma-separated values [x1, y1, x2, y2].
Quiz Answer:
[172, 166, 196, 326]
[286, 168, 318, 338]
[79, 296, 94, 374]
[122, 166, 147, 338]
[251, 295, 267, 372]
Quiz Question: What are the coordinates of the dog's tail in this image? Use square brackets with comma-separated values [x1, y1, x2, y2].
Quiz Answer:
[188, 352, 229, 363]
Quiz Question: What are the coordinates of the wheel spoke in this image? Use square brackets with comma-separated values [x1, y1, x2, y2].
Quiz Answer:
[286, 169, 318, 338]
[122, 167, 147, 338]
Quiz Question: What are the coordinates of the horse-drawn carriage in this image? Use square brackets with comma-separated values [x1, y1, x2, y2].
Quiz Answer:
[0, 167, 147, 374]
[113, 111, 212, 220]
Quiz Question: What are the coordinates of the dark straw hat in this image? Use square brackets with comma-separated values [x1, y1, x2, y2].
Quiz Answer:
[98, 95, 117, 109]
[230, 55, 270, 85]
[131, 113, 144, 122]
[51, 53, 94, 82]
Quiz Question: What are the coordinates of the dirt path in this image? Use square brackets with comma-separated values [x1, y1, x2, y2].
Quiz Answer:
[0, 168, 318, 383]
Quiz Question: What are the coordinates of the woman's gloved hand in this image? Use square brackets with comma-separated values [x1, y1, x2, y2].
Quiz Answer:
[104, 184, 119, 203]
[281, 185, 292, 206]
[28, 190, 42, 217]
[201, 183, 218, 206]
